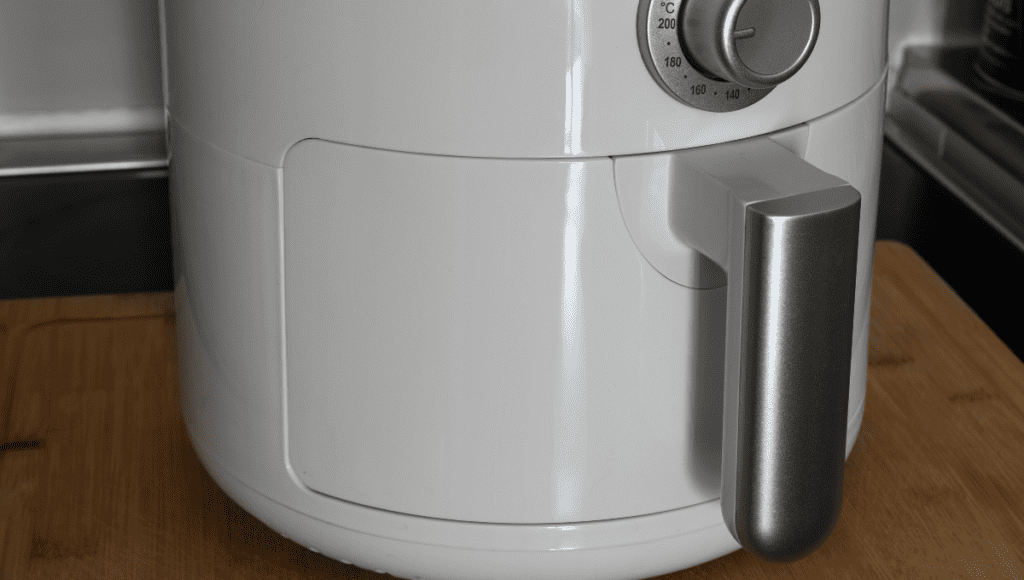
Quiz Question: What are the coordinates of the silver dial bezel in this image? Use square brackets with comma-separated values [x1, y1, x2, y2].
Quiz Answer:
[636, 0, 772, 112]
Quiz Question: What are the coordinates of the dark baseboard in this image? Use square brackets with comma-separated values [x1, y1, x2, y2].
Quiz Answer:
[0, 169, 174, 301]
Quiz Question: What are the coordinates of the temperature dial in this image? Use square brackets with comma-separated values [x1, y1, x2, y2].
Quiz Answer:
[682, 0, 819, 89]
[637, 0, 820, 112]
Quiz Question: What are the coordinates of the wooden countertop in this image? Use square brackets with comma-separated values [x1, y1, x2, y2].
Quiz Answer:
[1, 240, 1022, 579]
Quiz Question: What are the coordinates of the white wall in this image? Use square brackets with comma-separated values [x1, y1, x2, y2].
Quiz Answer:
[0, 0, 164, 138]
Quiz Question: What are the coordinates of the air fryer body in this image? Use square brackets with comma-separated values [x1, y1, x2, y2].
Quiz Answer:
[165, 1, 888, 578]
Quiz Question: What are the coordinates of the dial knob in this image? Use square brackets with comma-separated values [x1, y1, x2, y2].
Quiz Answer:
[681, 0, 820, 90]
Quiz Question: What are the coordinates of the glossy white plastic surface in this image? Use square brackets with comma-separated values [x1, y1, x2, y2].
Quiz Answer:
[171, 115, 750, 578]
[612, 123, 813, 289]
[284, 143, 728, 524]
[170, 69, 883, 577]
[161, 0, 886, 163]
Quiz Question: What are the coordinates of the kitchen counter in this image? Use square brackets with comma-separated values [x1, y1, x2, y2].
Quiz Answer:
[0, 240, 1022, 579]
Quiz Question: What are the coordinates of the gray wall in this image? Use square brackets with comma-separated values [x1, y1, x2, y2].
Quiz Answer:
[0, 0, 164, 138]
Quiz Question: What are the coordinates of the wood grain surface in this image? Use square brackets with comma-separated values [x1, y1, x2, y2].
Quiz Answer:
[0, 240, 1022, 579]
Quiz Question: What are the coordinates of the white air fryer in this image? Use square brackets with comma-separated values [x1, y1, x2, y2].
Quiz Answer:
[163, 0, 888, 577]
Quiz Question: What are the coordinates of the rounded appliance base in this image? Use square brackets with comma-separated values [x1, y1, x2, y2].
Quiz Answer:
[189, 402, 863, 580]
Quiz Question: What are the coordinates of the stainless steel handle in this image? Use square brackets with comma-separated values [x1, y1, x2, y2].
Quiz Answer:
[661, 136, 861, 560]
[613, 136, 862, 560]
[720, 186, 860, 560]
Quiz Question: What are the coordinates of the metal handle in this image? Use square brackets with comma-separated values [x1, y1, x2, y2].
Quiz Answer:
[721, 186, 860, 560]
[667, 137, 861, 560]
[613, 136, 861, 559]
